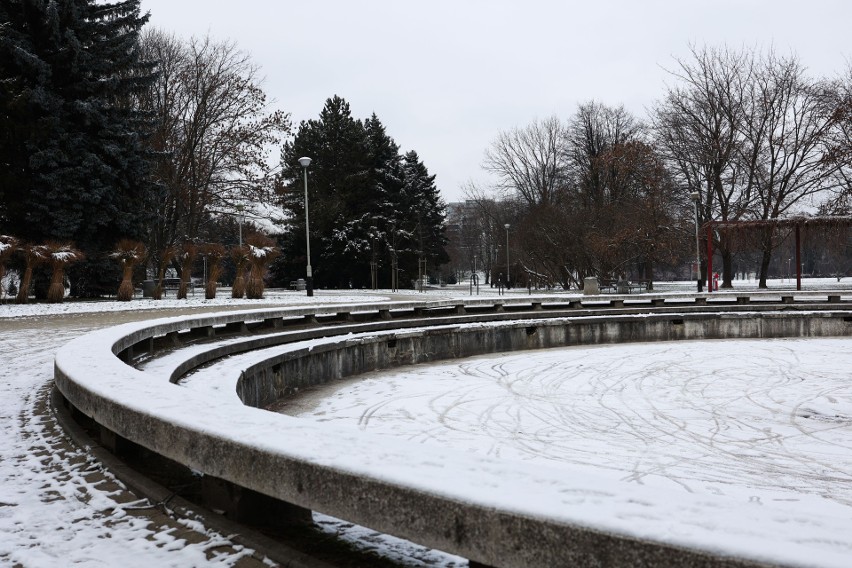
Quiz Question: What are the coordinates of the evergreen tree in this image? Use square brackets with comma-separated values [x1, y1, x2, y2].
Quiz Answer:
[363, 113, 405, 287]
[275, 96, 372, 288]
[0, 0, 155, 296]
[400, 150, 448, 282]
[272, 97, 447, 289]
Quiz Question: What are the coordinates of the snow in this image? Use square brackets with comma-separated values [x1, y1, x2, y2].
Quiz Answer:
[0, 290, 395, 567]
[50, 250, 79, 262]
[4, 279, 852, 566]
[248, 245, 274, 258]
[287, 339, 852, 511]
[0, 290, 390, 320]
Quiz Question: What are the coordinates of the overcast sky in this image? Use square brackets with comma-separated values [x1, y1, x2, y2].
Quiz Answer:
[141, 0, 852, 203]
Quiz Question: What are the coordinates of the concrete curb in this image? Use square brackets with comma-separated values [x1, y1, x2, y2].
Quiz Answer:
[50, 386, 336, 568]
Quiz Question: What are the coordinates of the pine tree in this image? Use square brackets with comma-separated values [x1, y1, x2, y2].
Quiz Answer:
[400, 151, 449, 282]
[363, 114, 405, 287]
[0, 0, 156, 296]
[275, 96, 372, 288]
[272, 97, 448, 289]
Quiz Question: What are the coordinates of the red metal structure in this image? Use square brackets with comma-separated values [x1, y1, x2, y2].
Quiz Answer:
[703, 217, 852, 292]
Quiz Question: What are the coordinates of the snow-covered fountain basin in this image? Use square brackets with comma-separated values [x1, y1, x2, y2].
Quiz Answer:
[54, 297, 852, 567]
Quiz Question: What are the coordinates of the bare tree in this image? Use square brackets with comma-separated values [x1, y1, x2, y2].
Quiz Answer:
[739, 51, 839, 286]
[820, 64, 852, 214]
[653, 46, 755, 287]
[138, 30, 290, 266]
[483, 116, 568, 207]
[565, 101, 643, 207]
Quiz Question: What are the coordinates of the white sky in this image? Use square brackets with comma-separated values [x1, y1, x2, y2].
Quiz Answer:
[141, 0, 852, 203]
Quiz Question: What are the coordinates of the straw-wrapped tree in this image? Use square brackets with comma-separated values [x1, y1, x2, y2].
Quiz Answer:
[153, 246, 176, 300]
[245, 235, 279, 299]
[0, 235, 19, 299]
[230, 245, 250, 299]
[199, 243, 226, 299]
[44, 242, 83, 303]
[16, 244, 48, 304]
[177, 243, 198, 300]
[111, 240, 146, 301]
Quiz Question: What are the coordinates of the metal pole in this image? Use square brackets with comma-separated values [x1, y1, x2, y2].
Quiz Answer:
[707, 224, 714, 293]
[692, 192, 701, 292]
[302, 164, 313, 297]
[474, 255, 479, 295]
[693, 196, 701, 292]
[505, 224, 510, 288]
[236, 205, 244, 248]
[795, 224, 802, 291]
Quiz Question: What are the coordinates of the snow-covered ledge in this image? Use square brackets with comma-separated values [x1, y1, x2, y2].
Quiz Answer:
[54, 301, 852, 568]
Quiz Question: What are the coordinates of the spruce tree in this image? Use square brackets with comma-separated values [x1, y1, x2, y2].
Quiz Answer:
[400, 151, 449, 282]
[363, 114, 405, 287]
[273, 97, 448, 289]
[275, 96, 372, 288]
[0, 0, 155, 296]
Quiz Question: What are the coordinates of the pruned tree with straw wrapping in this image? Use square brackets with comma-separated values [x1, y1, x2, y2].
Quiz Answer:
[44, 242, 83, 303]
[230, 245, 249, 298]
[177, 243, 198, 300]
[245, 235, 279, 299]
[200, 243, 226, 299]
[16, 244, 48, 304]
[111, 240, 147, 302]
[153, 246, 176, 300]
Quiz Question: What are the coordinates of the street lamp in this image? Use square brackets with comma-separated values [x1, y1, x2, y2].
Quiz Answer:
[504, 223, 511, 289]
[690, 192, 701, 292]
[235, 204, 245, 248]
[299, 157, 314, 297]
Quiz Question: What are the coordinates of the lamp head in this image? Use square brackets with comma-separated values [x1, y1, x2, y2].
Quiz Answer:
[298, 157, 312, 168]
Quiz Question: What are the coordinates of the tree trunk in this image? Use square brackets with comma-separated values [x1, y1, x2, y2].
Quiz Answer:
[645, 261, 654, 291]
[757, 228, 774, 289]
[154, 266, 166, 300]
[721, 249, 734, 289]
[16, 266, 33, 304]
[206, 264, 222, 299]
[47, 266, 65, 303]
[118, 265, 135, 301]
[177, 274, 189, 299]
[246, 265, 264, 299]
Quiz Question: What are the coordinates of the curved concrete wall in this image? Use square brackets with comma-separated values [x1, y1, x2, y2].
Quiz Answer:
[53, 297, 852, 568]
[237, 311, 852, 409]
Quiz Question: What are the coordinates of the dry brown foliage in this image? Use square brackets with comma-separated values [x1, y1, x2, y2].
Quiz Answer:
[112, 240, 147, 302]
[44, 242, 83, 303]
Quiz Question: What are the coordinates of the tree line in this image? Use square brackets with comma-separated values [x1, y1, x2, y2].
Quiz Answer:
[0, 0, 447, 300]
[457, 46, 852, 290]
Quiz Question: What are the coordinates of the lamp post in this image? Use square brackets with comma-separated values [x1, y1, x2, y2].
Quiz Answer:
[504, 223, 511, 289]
[236, 204, 244, 248]
[690, 192, 701, 292]
[298, 157, 313, 297]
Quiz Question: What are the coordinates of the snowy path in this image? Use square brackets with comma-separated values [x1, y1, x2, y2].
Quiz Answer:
[0, 292, 396, 567]
[0, 314, 266, 567]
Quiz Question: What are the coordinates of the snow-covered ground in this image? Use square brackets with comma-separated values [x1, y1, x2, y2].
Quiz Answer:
[288, 339, 852, 511]
[2, 279, 850, 566]
[0, 290, 397, 567]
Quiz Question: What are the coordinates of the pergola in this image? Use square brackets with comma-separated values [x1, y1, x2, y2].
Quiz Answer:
[704, 216, 852, 291]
